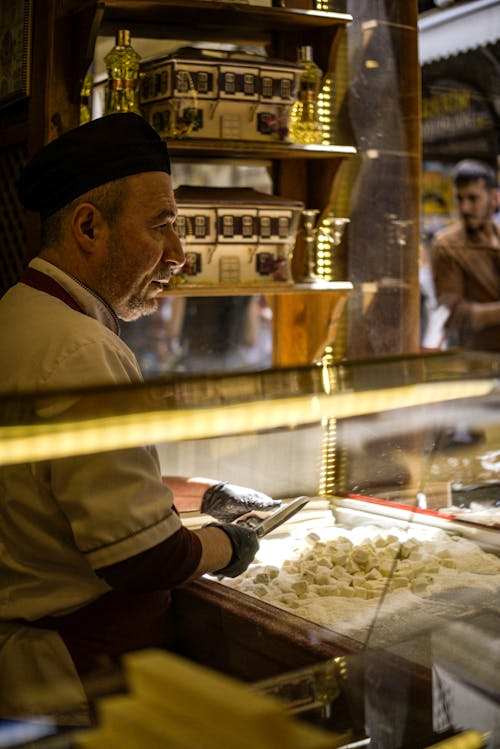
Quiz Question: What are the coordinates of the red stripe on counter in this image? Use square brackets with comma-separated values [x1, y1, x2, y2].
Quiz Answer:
[346, 493, 456, 521]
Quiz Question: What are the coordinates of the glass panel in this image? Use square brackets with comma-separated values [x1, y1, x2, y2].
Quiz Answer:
[121, 296, 273, 376]
[1, 352, 499, 744]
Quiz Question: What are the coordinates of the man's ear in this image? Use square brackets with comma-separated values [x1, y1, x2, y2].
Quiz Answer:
[71, 203, 105, 253]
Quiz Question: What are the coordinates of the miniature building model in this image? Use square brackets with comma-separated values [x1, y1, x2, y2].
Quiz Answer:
[173, 186, 304, 285]
[140, 47, 302, 141]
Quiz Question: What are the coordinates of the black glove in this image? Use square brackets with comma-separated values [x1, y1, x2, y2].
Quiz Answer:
[208, 522, 259, 578]
[201, 482, 281, 523]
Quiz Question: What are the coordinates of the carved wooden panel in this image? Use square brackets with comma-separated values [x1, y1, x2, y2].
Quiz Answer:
[0, 141, 28, 296]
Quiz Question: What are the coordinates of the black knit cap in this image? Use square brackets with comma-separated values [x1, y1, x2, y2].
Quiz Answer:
[18, 113, 171, 220]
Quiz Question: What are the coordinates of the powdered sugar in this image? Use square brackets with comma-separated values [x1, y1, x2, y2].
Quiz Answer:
[222, 518, 500, 657]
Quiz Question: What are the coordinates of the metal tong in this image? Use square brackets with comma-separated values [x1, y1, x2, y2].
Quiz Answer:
[235, 495, 310, 537]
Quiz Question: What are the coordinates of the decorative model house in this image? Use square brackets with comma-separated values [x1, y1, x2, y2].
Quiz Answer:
[139, 47, 302, 141]
[173, 186, 304, 285]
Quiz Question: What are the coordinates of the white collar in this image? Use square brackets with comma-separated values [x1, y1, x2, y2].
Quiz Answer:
[29, 258, 120, 335]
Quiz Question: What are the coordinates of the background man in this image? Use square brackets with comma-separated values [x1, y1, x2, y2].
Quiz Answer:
[431, 159, 500, 351]
[0, 113, 278, 724]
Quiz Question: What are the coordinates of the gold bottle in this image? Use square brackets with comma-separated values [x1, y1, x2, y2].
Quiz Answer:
[79, 68, 93, 125]
[104, 29, 141, 115]
[289, 46, 324, 145]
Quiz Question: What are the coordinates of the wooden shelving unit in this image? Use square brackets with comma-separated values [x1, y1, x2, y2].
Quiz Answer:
[2, 1, 421, 363]
[65, 0, 355, 366]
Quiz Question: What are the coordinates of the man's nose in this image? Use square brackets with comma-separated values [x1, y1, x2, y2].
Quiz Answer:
[164, 225, 185, 269]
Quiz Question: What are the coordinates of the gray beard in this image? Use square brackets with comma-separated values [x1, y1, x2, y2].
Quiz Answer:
[118, 295, 158, 322]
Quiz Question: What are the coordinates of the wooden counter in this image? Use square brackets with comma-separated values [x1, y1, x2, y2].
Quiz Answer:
[171, 578, 436, 748]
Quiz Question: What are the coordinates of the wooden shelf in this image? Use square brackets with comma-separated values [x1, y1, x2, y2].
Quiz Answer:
[161, 281, 353, 297]
[97, 1, 353, 38]
[167, 140, 356, 161]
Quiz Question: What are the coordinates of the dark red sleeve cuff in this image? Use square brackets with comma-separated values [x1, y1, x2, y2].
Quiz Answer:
[96, 526, 203, 591]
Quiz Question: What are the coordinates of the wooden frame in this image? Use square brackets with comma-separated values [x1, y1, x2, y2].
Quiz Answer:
[0, 0, 32, 109]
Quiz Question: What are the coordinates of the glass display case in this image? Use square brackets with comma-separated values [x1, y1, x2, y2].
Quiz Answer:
[1, 350, 499, 748]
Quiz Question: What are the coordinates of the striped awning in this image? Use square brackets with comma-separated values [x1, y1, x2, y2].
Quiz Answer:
[418, 0, 500, 64]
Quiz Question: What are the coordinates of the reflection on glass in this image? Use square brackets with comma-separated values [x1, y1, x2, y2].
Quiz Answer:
[299, 209, 321, 283]
[316, 215, 350, 282]
[120, 295, 273, 376]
